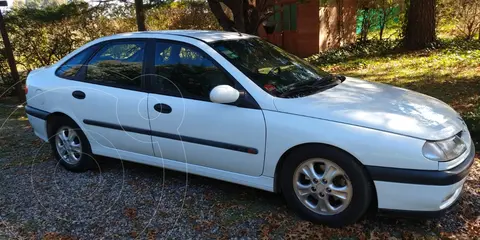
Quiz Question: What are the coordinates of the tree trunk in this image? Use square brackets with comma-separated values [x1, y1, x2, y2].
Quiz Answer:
[379, 8, 386, 40]
[208, 0, 235, 31]
[135, 0, 146, 31]
[0, 12, 25, 103]
[379, 24, 384, 40]
[360, 9, 370, 42]
[207, 0, 273, 35]
[404, 0, 436, 50]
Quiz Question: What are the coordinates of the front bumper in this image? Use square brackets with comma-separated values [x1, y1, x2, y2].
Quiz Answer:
[367, 143, 475, 214]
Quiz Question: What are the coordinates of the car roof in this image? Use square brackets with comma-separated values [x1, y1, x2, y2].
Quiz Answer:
[114, 30, 257, 43]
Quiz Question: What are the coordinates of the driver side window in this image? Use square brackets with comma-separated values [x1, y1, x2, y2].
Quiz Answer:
[152, 41, 233, 101]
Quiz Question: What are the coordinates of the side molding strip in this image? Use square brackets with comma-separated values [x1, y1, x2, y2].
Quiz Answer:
[25, 105, 50, 120]
[83, 119, 258, 155]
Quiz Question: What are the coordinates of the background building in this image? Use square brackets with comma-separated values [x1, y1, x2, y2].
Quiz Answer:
[259, 0, 357, 57]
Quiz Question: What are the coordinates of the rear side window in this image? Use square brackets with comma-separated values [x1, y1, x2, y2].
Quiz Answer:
[85, 41, 145, 88]
[56, 47, 96, 79]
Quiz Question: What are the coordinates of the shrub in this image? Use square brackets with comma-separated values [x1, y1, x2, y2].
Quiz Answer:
[306, 39, 401, 66]
[435, 38, 480, 51]
[463, 107, 480, 148]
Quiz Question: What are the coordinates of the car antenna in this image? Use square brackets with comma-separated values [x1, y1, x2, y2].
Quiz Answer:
[231, 27, 242, 36]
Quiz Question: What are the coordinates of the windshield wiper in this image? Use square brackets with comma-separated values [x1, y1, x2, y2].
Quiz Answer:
[281, 78, 319, 90]
[279, 75, 341, 98]
[279, 81, 339, 97]
[337, 75, 346, 81]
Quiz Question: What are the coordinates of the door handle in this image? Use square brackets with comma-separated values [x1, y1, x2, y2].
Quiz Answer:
[72, 91, 86, 99]
[154, 103, 172, 114]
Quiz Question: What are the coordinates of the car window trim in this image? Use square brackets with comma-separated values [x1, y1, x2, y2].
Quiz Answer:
[61, 38, 149, 93]
[54, 44, 102, 81]
[83, 39, 148, 91]
[145, 39, 260, 109]
[146, 39, 235, 97]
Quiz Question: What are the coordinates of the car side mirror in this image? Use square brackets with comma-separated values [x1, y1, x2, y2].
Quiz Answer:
[210, 85, 240, 104]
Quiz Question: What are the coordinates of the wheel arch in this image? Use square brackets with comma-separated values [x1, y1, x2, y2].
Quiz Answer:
[273, 142, 378, 209]
[46, 112, 83, 141]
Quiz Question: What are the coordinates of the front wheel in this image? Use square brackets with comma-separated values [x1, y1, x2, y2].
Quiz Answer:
[280, 145, 373, 227]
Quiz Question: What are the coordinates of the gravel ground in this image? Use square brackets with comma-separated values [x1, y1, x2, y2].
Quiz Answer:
[0, 104, 479, 239]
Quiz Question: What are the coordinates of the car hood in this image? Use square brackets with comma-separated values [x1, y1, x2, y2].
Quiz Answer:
[273, 77, 463, 140]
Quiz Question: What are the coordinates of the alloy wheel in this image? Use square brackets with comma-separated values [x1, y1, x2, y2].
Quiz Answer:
[55, 126, 82, 165]
[293, 158, 353, 215]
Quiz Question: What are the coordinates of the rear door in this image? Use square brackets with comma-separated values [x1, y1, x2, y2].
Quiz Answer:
[59, 39, 154, 157]
[146, 39, 266, 176]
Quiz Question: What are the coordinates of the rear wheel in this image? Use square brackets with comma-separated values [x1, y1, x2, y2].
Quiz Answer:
[50, 118, 95, 172]
[280, 145, 372, 227]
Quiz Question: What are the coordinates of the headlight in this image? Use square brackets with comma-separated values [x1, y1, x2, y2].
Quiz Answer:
[422, 135, 467, 161]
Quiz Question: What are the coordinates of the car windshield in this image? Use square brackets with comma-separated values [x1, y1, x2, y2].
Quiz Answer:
[209, 38, 338, 98]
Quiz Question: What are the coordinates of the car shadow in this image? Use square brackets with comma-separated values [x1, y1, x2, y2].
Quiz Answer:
[93, 156, 478, 236]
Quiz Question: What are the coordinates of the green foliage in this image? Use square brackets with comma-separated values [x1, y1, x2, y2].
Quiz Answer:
[9, 1, 87, 23]
[356, 0, 404, 41]
[146, 1, 220, 30]
[463, 107, 480, 147]
[3, 1, 137, 73]
[0, 0, 220, 98]
[437, 0, 480, 40]
[308, 38, 480, 68]
[435, 38, 480, 51]
[13, 0, 67, 9]
[306, 39, 401, 66]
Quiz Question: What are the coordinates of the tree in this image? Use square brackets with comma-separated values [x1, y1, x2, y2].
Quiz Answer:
[134, 0, 146, 31]
[358, 8, 373, 42]
[404, 0, 436, 50]
[453, 0, 480, 40]
[377, 0, 400, 40]
[147, 1, 220, 30]
[356, 0, 401, 41]
[357, 0, 375, 42]
[15, 0, 67, 9]
[207, 0, 274, 35]
[0, 12, 24, 102]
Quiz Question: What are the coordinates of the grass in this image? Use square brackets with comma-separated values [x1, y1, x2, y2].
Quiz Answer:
[0, 105, 51, 169]
[360, 23, 469, 41]
[320, 46, 480, 112]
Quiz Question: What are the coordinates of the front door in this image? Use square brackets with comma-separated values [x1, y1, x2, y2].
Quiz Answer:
[146, 40, 266, 176]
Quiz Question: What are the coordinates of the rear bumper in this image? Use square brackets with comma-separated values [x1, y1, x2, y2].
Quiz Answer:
[26, 105, 49, 142]
[367, 143, 475, 213]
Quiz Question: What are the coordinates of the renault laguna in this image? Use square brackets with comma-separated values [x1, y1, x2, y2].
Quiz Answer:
[25, 30, 475, 227]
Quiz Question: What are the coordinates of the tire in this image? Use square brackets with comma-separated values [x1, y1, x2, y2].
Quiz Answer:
[49, 117, 95, 172]
[280, 145, 373, 227]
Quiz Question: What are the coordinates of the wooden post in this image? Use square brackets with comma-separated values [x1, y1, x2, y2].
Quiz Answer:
[0, 4, 25, 102]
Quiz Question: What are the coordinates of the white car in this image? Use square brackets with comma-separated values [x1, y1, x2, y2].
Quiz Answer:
[25, 30, 475, 227]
